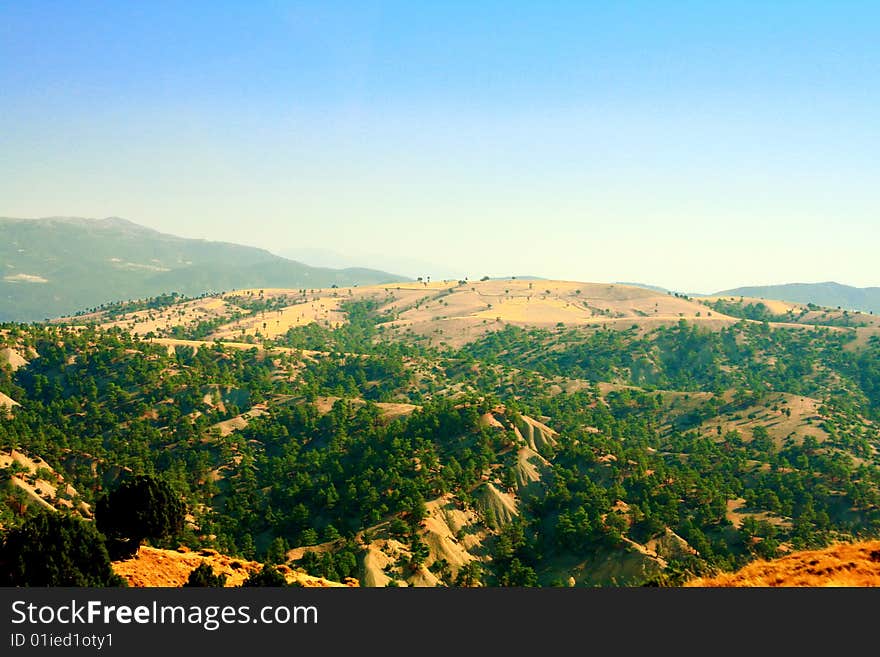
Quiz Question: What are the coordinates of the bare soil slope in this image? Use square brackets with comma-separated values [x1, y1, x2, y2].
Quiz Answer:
[62, 279, 736, 348]
[0, 449, 87, 515]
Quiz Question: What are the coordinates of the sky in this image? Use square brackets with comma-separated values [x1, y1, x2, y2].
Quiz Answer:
[1, 1, 878, 292]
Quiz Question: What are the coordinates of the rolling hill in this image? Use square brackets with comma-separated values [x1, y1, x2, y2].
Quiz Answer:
[0, 216, 404, 322]
[59, 278, 880, 352]
[715, 282, 880, 315]
[3, 276, 880, 587]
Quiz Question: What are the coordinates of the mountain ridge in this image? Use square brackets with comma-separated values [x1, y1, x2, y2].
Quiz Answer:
[715, 281, 880, 314]
[0, 216, 405, 322]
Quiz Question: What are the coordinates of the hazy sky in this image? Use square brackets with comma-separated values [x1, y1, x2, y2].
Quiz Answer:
[2, 2, 878, 292]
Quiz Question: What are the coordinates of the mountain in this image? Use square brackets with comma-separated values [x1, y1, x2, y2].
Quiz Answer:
[4, 277, 880, 587]
[0, 217, 404, 322]
[715, 282, 880, 314]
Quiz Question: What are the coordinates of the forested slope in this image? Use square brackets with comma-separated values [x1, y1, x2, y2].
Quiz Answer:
[3, 291, 880, 586]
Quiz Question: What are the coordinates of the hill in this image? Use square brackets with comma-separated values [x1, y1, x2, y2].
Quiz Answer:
[687, 540, 880, 586]
[715, 282, 880, 315]
[59, 279, 739, 348]
[0, 216, 404, 322]
[3, 278, 880, 587]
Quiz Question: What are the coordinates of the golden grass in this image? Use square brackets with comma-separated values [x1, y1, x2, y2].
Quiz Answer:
[61, 279, 879, 353]
[687, 540, 880, 587]
[211, 297, 346, 340]
[698, 393, 828, 449]
[112, 545, 357, 587]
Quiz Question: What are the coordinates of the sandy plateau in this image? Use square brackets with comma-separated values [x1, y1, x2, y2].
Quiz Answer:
[61, 280, 748, 348]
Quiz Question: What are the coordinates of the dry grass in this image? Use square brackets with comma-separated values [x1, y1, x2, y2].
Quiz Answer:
[212, 291, 347, 340]
[112, 545, 357, 587]
[704, 295, 880, 351]
[72, 298, 240, 337]
[703, 295, 804, 315]
[695, 393, 828, 448]
[725, 498, 791, 531]
[310, 396, 418, 420]
[687, 540, 880, 587]
[377, 279, 735, 347]
[58, 279, 740, 348]
[53, 280, 880, 353]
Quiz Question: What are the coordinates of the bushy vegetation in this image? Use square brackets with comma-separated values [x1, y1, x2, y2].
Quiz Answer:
[0, 511, 125, 586]
[2, 298, 880, 586]
[184, 562, 227, 587]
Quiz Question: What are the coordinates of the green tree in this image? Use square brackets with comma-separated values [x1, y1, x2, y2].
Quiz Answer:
[454, 562, 482, 587]
[0, 512, 125, 586]
[183, 562, 226, 587]
[265, 536, 289, 565]
[96, 475, 186, 557]
[242, 564, 288, 587]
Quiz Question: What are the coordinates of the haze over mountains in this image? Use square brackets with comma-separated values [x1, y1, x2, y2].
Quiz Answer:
[0, 217, 404, 322]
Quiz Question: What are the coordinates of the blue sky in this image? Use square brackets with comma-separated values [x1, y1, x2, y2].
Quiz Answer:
[2, 1, 878, 291]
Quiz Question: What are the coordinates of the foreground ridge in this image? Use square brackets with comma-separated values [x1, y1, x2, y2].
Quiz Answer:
[113, 545, 357, 588]
[686, 540, 880, 587]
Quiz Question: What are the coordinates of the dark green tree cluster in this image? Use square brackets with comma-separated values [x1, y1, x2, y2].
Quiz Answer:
[97, 475, 186, 558]
[0, 511, 125, 586]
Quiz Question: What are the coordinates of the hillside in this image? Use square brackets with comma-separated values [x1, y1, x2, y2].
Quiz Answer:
[58, 278, 741, 348]
[715, 282, 880, 315]
[3, 280, 880, 587]
[0, 217, 404, 322]
[699, 296, 880, 349]
[64, 278, 880, 353]
[113, 545, 356, 588]
[0, 449, 89, 516]
[687, 540, 880, 586]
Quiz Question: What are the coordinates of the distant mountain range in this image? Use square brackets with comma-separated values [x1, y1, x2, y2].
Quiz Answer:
[0, 217, 404, 322]
[714, 282, 880, 315]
